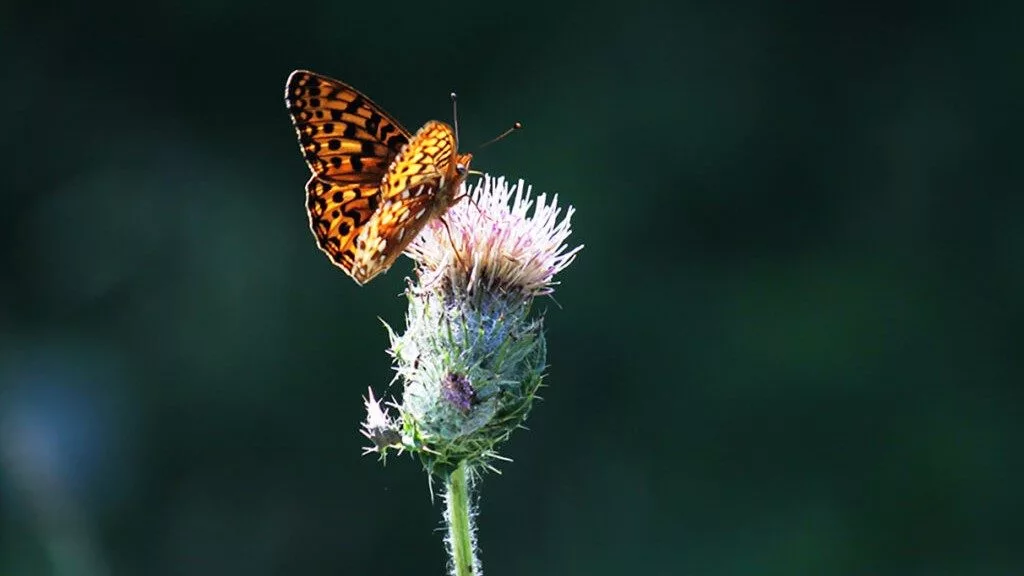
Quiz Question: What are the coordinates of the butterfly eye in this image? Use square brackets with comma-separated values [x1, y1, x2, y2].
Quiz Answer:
[456, 163, 467, 175]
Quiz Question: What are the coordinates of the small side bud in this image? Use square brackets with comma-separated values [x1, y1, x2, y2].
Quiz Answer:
[360, 388, 402, 456]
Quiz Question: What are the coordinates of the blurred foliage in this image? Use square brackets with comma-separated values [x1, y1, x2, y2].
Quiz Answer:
[1, 1, 1022, 575]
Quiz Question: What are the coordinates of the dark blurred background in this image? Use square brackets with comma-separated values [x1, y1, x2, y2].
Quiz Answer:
[2, 1, 1021, 574]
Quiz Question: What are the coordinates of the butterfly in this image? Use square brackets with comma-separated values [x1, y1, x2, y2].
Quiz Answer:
[284, 70, 473, 285]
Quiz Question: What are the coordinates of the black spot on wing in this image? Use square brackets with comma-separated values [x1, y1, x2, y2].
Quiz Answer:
[385, 133, 408, 150]
[346, 95, 364, 113]
[366, 112, 381, 135]
[343, 205, 368, 226]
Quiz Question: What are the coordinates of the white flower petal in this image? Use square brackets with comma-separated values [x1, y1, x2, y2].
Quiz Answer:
[406, 175, 582, 297]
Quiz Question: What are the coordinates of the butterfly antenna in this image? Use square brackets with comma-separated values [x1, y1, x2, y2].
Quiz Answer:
[478, 121, 523, 149]
[450, 91, 460, 147]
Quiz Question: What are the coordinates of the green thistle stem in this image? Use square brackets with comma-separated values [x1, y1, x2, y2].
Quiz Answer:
[445, 461, 478, 576]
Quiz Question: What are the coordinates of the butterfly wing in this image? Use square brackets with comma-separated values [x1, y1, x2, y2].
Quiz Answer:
[285, 70, 411, 181]
[286, 70, 415, 281]
[381, 120, 457, 201]
[349, 121, 461, 283]
[304, 176, 382, 277]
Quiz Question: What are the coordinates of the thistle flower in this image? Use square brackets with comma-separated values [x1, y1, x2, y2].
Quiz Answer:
[363, 174, 580, 576]
[406, 175, 581, 298]
[366, 175, 581, 475]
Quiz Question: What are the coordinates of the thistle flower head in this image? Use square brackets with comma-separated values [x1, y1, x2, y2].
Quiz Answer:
[367, 174, 580, 477]
[407, 176, 582, 298]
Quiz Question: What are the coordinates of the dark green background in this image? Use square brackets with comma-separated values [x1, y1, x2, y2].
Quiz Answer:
[2, 1, 1021, 574]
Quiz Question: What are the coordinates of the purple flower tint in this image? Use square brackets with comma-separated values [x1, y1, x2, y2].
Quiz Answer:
[441, 373, 475, 413]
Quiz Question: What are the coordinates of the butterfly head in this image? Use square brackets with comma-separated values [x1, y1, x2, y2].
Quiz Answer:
[453, 152, 474, 183]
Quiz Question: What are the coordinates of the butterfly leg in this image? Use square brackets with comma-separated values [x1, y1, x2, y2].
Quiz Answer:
[454, 193, 492, 222]
[438, 216, 468, 270]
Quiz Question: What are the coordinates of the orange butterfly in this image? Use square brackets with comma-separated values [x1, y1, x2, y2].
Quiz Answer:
[284, 70, 473, 285]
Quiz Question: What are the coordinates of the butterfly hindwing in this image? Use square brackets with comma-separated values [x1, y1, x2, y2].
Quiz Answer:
[285, 70, 411, 182]
[350, 192, 437, 283]
[305, 175, 382, 277]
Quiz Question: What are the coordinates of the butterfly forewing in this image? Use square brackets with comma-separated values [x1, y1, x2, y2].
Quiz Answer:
[285, 70, 410, 182]
[381, 120, 456, 201]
